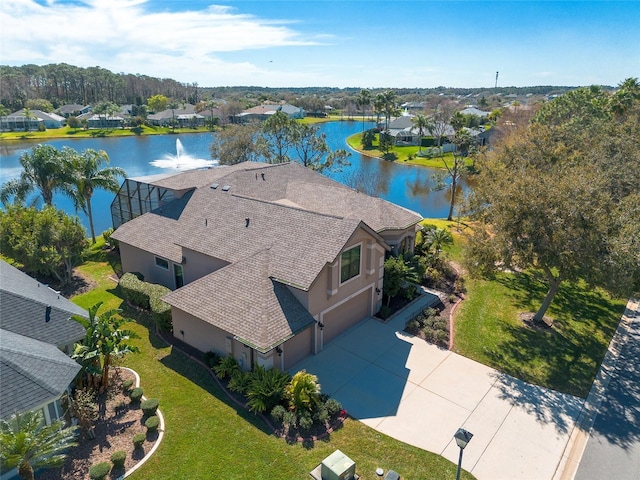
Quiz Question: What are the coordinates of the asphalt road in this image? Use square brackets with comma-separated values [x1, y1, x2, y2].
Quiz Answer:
[574, 306, 640, 480]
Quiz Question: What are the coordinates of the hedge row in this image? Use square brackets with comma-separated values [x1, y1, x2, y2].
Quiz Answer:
[119, 272, 172, 331]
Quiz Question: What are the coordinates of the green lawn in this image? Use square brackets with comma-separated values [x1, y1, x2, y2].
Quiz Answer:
[452, 271, 625, 398]
[415, 218, 625, 399]
[346, 132, 466, 170]
[70, 239, 475, 480]
[0, 125, 213, 141]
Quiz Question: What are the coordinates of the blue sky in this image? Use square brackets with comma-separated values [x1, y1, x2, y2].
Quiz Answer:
[1, 0, 638, 88]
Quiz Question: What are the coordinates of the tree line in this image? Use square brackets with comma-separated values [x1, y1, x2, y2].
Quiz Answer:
[0, 63, 584, 114]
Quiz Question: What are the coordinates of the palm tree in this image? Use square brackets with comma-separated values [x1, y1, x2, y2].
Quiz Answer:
[380, 90, 399, 132]
[427, 227, 453, 259]
[167, 100, 179, 132]
[355, 89, 371, 132]
[62, 148, 125, 243]
[72, 302, 139, 390]
[411, 113, 433, 155]
[0, 144, 64, 207]
[0, 411, 78, 480]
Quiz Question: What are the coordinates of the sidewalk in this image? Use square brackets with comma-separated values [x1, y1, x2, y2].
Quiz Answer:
[553, 298, 640, 480]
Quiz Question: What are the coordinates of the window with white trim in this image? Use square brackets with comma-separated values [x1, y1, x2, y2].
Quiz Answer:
[340, 245, 361, 283]
[155, 256, 169, 270]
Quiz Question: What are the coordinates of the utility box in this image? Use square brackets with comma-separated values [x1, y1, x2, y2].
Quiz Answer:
[321, 450, 356, 480]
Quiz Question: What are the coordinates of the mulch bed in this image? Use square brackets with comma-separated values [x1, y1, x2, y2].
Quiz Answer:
[38, 369, 157, 480]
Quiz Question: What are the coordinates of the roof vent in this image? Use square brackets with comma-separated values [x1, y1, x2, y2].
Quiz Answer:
[210, 183, 219, 189]
[222, 185, 231, 192]
[45, 305, 52, 323]
[245, 217, 250, 227]
[261, 173, 265, 181]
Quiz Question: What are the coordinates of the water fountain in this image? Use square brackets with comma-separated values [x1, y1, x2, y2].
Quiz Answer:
[150, 139, 218, 170]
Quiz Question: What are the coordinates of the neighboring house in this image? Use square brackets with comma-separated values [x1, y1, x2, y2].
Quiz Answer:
[0, 109, 65, 131]
[148, 104, 205, 127]
[459, 106, 491, 117]
[84, 113, 125, 129]
[236, 103, 304, 122]
[56, 104, 92, 118]
[0, 261, 87, 427]
[111, 162, 422, 371]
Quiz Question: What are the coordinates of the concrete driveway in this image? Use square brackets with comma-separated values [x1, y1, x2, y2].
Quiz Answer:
[291, 307, 584, 480]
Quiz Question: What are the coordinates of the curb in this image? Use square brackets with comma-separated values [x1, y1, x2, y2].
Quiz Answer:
[552, 298, 639, 480]
[115, 367, 166, 480]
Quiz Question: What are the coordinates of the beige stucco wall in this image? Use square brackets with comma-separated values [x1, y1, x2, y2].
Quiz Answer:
[181, 248, 229, 285]
[306, 227, 385, 318]
[118, 243, 174, 287]
[379, 227, 418, 255]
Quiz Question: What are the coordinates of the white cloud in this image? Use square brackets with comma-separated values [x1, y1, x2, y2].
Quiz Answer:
[0, 0, 324, 85]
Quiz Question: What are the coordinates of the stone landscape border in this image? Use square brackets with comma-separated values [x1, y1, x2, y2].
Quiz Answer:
[115, 367, 166, 480]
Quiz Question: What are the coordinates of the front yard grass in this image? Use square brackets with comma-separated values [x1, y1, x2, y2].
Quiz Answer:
[70, 238, 475, 480]
[452, 271, 625, 398]
[419, 218, 625, 398]
[346, 131, 468, 170]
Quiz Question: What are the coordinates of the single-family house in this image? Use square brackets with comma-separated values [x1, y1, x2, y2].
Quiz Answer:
[56, 104, 92, 118]
[84, 113, 124, 129]
[236, 103, 305, 123]
[0, 109, 65, 131]
[110, 162, 421, 371]
[0, 261, 87, 427]
[459, 106, 491, 118]
[148, 104, 205, 127]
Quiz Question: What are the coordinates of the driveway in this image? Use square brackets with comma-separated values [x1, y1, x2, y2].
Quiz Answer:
[291, 297, 584, 480]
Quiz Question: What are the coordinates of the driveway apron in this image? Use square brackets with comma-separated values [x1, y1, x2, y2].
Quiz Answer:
[291, 299, 584, 480]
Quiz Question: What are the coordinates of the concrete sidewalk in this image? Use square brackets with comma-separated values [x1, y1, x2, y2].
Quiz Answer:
[292, 293, 585, 480]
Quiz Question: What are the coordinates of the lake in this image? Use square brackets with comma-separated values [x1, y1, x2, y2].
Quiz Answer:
[0, 122, 468, 234]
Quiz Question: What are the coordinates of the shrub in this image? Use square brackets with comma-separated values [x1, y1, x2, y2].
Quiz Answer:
[119, 273, 171, 314]
[282, 410, 297, 430]
[325, 398, 342, 417]
[314, 405, 329, 424]
[227, 370, 251, 394]
[213, 355, 240, 380]
[141, 398, 159, 416]
[122, 378, 134, 391]
[299, 413, 313, 431]
[111, 450, 126, 469]
[246, 365, 291, 414]
[102, 227, 118, 249]
[377, 305, 392, 320]
[88, 462, 111, 480]
[133, 433, 146, 449]
[145, 415, 160, 432]
[150, 294, 172, 331]
[203, 350, 220, 368]
[271, 405, 286, 424]
[129, 387, 143, 403]
[406, 319, 420, 330]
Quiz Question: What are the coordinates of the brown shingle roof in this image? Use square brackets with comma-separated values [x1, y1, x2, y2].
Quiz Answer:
[163, 249, 316, 352]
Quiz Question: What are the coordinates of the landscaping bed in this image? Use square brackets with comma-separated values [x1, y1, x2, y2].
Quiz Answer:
[39, 369, 157, 480]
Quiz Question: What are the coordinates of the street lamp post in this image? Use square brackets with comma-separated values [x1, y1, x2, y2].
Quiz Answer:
[454, 427, 473, 480]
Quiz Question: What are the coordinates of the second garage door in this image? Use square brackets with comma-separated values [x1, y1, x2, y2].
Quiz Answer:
[322, 288, 371, 345]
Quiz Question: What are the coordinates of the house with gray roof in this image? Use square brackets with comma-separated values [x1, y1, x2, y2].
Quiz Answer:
[236, 103, 304, 123]
[147, 103, 206, 127]
[0, 109, 65, 132]
[111, 162, 422, 371]
[0, 261, 86, 425]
